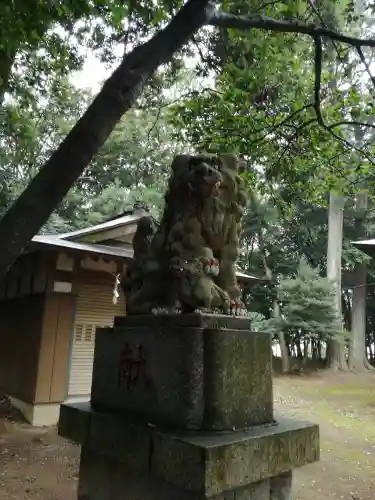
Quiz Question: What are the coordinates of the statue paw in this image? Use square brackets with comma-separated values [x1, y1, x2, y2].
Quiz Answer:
[192, 307, 214, 315]
[203, 258, 220, 276]
[229, 300, 248, 316]
[201, 307, 213, 314]
[152, 307, 182, 315]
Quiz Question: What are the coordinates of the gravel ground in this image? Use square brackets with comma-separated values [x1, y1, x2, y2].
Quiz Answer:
[1, 373, 375, 499]
[0, 396, 79, 500]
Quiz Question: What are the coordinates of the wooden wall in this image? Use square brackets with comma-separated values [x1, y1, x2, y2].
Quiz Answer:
[0, 251, 57, 300]
[0, 249, 124, 404]
[34, 293, 75, 404]
[0, 294, 45, 403]
[0, 250, 73, 404]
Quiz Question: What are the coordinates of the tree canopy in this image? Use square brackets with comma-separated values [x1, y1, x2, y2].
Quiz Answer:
[1, 0, 375, 372]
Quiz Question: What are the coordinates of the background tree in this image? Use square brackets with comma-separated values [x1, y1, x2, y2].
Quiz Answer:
[1, 0, 375, 280]
[267, 259, 345, 368]
[0, 82, 179, 231]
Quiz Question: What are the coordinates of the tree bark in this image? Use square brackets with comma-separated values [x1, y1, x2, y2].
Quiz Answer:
[342, 290, 352, 332]
[349, 262, 367, 370]
[369, 338, 375, 364]
[273, 299, 289, 373]
[0, 49, 14, 105]
[296, 336, 303, 359]
[0, 0, 214, 279]
[303, 340, 309, 359]
[349, 192, 373, 371]
[326, 192, 347, 371]
[257, 227, 289, 373]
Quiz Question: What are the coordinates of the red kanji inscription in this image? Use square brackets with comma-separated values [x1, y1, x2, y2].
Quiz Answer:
[117, 343, 151, 390]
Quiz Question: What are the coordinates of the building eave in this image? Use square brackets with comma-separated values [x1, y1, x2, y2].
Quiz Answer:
[28, 237, 260, 283]
[352, 239, 375, 258]
[54, 210, 148, 241]
[29, 235, 134, 262]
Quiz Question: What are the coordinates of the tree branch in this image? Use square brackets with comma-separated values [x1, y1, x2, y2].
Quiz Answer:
[206, 7, 375, 160]
[310, 35, 375, 164]
[306, 0, 342, 61]
[328, 121, 375, 132]
[271, 118, 317, 173]
[356, 46, 375, 88]
[313, 35, 323, 126]
[255, 1, 282, 12]
[0, 0, 215, 279]
[208, 12, 375, 48]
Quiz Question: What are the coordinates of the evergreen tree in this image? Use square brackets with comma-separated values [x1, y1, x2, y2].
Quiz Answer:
[268, 259, 345, 345]
[248, 311, 268, 332]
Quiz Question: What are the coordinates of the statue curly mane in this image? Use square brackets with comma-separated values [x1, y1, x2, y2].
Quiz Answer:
[161, 154, 223, 223]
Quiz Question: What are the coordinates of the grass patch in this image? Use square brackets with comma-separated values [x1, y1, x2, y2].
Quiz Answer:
[275, 374, 375, 498]
[316, 385, 375, 411]
[314, 400, 375, 439]
[319, 384, 374, 396]
[279, 376, 375, 410]
[320, 438, 375, 469]
[277, 377, 375, 441]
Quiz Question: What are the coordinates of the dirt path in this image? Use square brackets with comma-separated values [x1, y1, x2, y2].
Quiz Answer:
[1, 373, 375, 499]
[0, 397, 79, 500]
[0, 423, 79, 500]
[275, 373, 375, 500]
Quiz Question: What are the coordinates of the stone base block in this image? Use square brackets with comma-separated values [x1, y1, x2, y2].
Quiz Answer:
[78, 447, 275, 499]
[91, 313, 273, 431]
[59, 403, 318, 499]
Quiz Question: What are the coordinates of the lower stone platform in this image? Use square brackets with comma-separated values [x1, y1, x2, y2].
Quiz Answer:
[78, 448, 292, 499]
[59, 402, 319, 499]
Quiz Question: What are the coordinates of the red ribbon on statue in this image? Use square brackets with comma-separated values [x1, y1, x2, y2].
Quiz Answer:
[117, 342, 151, 391]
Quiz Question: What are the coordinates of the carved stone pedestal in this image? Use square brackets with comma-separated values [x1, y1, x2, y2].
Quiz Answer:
[91, 314, 273, 430]
[58, 314, 319, 499]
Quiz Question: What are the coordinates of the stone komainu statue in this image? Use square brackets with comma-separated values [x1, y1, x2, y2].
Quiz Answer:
[121, 153, 248, 316]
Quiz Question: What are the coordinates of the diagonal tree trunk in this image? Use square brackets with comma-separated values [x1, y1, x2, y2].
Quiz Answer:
[0, 0, 214, 280]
